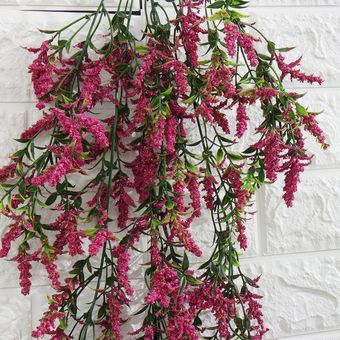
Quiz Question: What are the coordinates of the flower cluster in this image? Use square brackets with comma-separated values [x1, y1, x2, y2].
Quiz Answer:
[0, 0, 327, 339]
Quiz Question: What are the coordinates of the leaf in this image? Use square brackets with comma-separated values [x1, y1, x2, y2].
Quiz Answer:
[227, 152, 244, 161]
[276, 46, 295, 53]
[39, 28, 59, 34]
[207, 10, 229, 21]
[258, 168, 265, 183]
[185, 161, 197, 174]
[166, 200, 175, 210]
[257, 53, 271, 61]
[244, 318, 251, 330]
[182, 252, 189, 271]
[235, 317, 244, 331]
[85, 227, 98, 236]
[228, 9, 248, 18]
[194, 315, 203, 326]
[74, 196, 82, 209]
[296, 103, 309, 116]
[134, 304, 148, 316]
[183, 95, 197, 104]
[45, 192, 58, 206]
[179, 275, 187, 293]
[161, 87, 173, 97]
[216, 148, 224, 165]
[267, 41, 276, 54]
[207, 0, 225, 8]
[135, 45, 149, 54]
[185, 275, 203, 285]
[18, 180, 26, 198]
[59, 317, 68, 330]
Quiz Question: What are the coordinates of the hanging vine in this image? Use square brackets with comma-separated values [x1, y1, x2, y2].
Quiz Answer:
[0, 0, 327, 339]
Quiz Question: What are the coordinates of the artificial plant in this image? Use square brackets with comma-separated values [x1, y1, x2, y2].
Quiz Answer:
[0, 0, 327, 339]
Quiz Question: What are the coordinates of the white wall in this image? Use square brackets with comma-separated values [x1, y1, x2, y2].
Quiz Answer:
[0, 1, 339, 339]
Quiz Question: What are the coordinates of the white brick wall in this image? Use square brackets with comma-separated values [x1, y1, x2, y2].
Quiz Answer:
[0, 1, 339, 339]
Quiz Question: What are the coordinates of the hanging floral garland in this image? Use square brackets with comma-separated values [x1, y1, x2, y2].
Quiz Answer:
[0, 0, 327, 339]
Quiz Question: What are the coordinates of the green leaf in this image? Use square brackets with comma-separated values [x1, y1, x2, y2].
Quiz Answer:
[228, 9, 248, 18]
[276, 46, 295, 53]
[59, 317, 68, 330]
[185, 161, 197, 174]
[258, 168, 265, 183]
[85, 227, 98, 236]
[207, 10, 229, 21]
[134, 304, 148, 316]
[74, 196, 82, 209]
[135, 45, 149, 54]
[257, 53, 271, 61]
[227, 152, 244, 161]
[185, 275, 203, 285]
[161, 87, 173, 97]
[45, 192, 58, 206]
[38, 28, 59, 34]
[207, 0, 225, 8]
[183, 95, 197, 105]
[216, 148, 224, 165]
[244, 318, 251, 330]
[182, 252, 189, 271]
[235, 317, 244, 331]
[166, 200, 175, 210]
[194, 315, 203, 326]
[18, 180, 26, 197]
[296, 103, 309, 116]
[179, 275, 187, 293]
[267, 41, 276, 54]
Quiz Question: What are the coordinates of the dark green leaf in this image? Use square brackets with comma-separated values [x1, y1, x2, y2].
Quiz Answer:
[45, 192, 58, 206]
[207, 0, 225, 8]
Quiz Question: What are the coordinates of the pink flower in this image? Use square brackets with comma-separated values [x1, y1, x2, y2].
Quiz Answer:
[146, 265, 179, 308]
[145, 117, 166, 150]
[106, 289, 128, 340]
[202, 175, 217, 210]
[223, 166, 249, 210]
[113, 244, 134, 296]
[224, 22, 240, 57]
[179, 0, 206, 67]
[238, 34, 258, 67]
[254, 88, 277, 101]
[88, 229, 116, 256]
[28, 40, 55, 107]
[41, 255, 61, 290]
[79, 59, 103, 110]
[165, 115, 178, 154]
[21, 112, 55, 140]
[0, 224, 23, 258]
[32, 311, 65, 338]
[151, 240, 163, 266]
[282, 154, 309, 207]
[0, 162, 17, 183]
[144, 326, 154, 340]
[237, 220, 248, 250]
[162, 60, 189, 95]
[130, 146, 158, 202]
[302, 114, 329, 149]
[77, 113, 109, 149]
[170, 218, 202, 256]
[186, 173, 201, 218]
[173, 180, 186, 213]
[277, 54, 323, 85]
[236, 103, 249, 138]
[17, 256, 33, 296]
[254, 131, 284, 182]
[31, 146, 85, 187]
